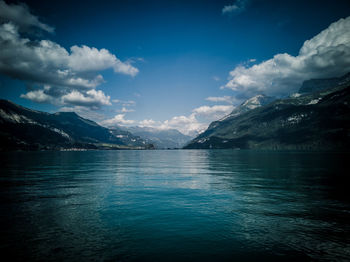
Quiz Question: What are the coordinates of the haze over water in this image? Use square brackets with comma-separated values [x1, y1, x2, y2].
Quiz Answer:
[0, 150, 349, 261]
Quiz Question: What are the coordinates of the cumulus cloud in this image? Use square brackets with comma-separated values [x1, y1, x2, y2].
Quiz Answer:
[160, 114, 206, 136]
[100, 114, 135, 126]
[194, 105, 233, 117]
[137, 114, 206, 136]
[21, 88, 112, 109]
[61, 89, 111, 107]
[135, 104, 235, 136]
[222, 0, 248, 15]
[139, 119, 156, 127]
[223, 16, 350, 98]
[0, 2, 139, 110]
[167, 104, 235, 135]
[20, 89, 53, 103]
[0, 23, 138, 90]
[205, 96, 241, 104]
[68, 45, 138, 76]
[193, 105, 234, 119]
[108, 103, 234, 136]
[0, 0, 54, 33]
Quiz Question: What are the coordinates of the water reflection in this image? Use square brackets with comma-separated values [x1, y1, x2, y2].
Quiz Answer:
[204, 150, 350, 261]
[0, 150, 349, 261]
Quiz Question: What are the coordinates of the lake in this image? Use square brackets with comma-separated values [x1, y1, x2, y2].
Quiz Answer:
[0, 150, 349, 261]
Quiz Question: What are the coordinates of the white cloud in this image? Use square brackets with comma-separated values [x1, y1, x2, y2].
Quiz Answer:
[222, 0, 248, 15]
[0, 23, 138, 90]
[112, 99, 136, 106]
[114, 103, 234, 136]
[136, 104, 235, 136]
[193, 105, 234, 120]
[21, 88, 112, 108]
[205, 96, 240, 104]
[20, 89, 53, 103]
[0, 0, 54, 33]
[223, 16, 350, 98]
[61, 89, 111, 107]
[157, 114, 206, 136]
[119, 107, 135, 113]
[213, 76, 220, 81]
[100, 114, 135, 126]
[0, 3, 139, 110]
[222, 5, 239, 14]
[121, 114, 205, 137]
[69, 45, 138, 76]
[139, 119, 156, 127]
[138, 114, 208, 136]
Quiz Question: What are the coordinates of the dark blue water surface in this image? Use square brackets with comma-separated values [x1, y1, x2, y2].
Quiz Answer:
[1, 150, 350, 261]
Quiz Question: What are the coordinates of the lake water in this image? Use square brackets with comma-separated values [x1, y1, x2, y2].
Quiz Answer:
[0, 150, 349, 261]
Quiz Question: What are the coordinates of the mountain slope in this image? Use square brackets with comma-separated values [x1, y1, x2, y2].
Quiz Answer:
[109, 126, 155, 149]
[0, 100, 153, 150]
[217, 94, 275, 123]
[299, 72, 350, 94]
[184, 84, 350, 150]
[122, 126, 192, 149]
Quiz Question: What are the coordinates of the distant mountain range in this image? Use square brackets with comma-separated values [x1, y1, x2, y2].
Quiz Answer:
[2, 73, 350, 151]
[121, 126, 192, 149]
[184, 73, 350, 150]
[0, 100, 154, 151]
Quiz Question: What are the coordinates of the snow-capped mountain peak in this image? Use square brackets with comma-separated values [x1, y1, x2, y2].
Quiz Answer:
[218, 94, 275, 122]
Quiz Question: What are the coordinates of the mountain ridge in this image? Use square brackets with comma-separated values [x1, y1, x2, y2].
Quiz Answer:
[299, 72, 350, 94]
[118, 125, 192, 149]
[184, 75, 350, 150]
[0, 100, 154, 151]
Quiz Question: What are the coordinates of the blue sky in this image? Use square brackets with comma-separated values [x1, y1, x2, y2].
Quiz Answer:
[0, 0, 350, 135]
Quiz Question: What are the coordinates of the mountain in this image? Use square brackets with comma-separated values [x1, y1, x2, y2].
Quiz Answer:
[0, 100, 153, 150]
[184, 80, 350, 150]
[217, 94, 275, 123]
[122, 126, 192, 149]
[299, 72, 350, 94]
[109, 126, 155, 148]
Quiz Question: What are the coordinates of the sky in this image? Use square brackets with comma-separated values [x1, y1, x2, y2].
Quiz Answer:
[0, 0, 349, 136]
